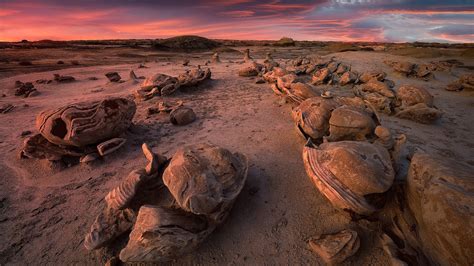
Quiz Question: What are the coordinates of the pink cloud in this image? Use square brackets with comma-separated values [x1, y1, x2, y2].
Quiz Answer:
[219, 10, 256, 17]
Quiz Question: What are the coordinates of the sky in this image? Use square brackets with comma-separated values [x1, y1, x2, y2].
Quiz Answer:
[0, 0, 473, 43]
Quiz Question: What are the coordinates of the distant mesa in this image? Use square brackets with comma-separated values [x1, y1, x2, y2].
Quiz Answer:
[152, 35, 221, 51]
[274, 37, 295, 47]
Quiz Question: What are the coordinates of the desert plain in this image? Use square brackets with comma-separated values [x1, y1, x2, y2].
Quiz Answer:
[0, 37, 473, 265]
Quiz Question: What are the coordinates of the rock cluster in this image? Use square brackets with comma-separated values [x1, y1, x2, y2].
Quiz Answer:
[384, 60, 434, 80]
[258, 54, 466, 264]
[84, 143, 249, 262]
[136, 66, 211, 100]
[446, 73, 474, 91]
[14, 81, 39, 97]
[394, 85, 442, 124]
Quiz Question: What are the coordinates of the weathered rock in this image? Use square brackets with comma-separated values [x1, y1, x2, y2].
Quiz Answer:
[97, 138, 126, 156]
[119, 206, 214, 262]
[395, 103, 442, 124]
[177, 66, 212, 88]
[15, 82, 36, 97]
[54, 74, 76, 83]
[36, 97, 136, 147]
[339, 71, 357, 86]
[263, 52, 279, 71]
[20, 133, 85, 161]
[105, 72, 121, 82]
[129, 70, 139, 81]
[292, 97, 338, 142]
[406, 153, 474, 265]
[105, 169, 148, 210]
[243, 48, 252, 62]
[211, 52, 220, 63]
[273, 74, 304, 99]
[0, 103, 14, 114]
[384, 79, 396, 88]
[155, 100, 184, 113]
[262, 67, 288, 84]
[84, 207, 136, 250]
[386, 60, 415, 75]
[396, 85, 434, 108]
[361, 80, 395, 98]
[359, 71, 386, 83]
[80, 153, 100, 163]
[380, 233, 413, 266]
[302, 141, 395, 215]
[169, 107, 196, 125]
[309, 229, 360, 264]
[311, 68, 331, 85]
[285, 82, 320, 104]
[362, 92, 393, 114]
[327, 61, 339, 73]
[414, 64, 432, 79]
[35, 79, 51, 84]
[374, 126, 394, 149]
[137, 73, 179, 99]
[238, 62, 262, 77]
[336, 63, 350, 75]
[162, 143, 248, 223]
[321, 91, 334, 99]
[446, 74, 474, 91]
[327, 106, 377, 142]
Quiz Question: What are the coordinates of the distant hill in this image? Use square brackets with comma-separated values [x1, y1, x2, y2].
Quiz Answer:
[153, 35, 221, 51]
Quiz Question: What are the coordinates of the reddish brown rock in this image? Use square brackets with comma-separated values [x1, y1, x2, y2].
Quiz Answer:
[309, 229, 360, 264]
[36, 97, 136, 147]
[406, 153, 474, 265]
[303, 141, 394, 215]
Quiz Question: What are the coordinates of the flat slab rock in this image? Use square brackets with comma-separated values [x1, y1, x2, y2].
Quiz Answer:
[308, 229, 360, 264]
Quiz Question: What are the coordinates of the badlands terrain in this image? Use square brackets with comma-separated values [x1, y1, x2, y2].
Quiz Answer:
[0, 37, 473, 265]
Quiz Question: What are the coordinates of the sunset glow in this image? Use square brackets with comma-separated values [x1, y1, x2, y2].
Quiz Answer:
[0, 0, 473, 42]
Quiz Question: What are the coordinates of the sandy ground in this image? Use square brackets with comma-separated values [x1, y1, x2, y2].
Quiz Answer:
[0, 46, 473, 265]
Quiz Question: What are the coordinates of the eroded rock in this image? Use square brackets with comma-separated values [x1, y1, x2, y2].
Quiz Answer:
[54, 74, 76, 83]
[15, 81, 37, 97]
[406, 153, 474, 265]
[36, 97, 136, 147]
[169, 106, 196, 125]
[105, 72, 121, 82]
[84, 207, 136, 250]
[327, 106, 377, 142]
[119, 206, 214, 262]
[309, 229, 360, 264]
[137, 74, 179, 100]
[292, 97, 338, 142]
[162, 143, 248, 223]
[302, 141, 395, 215]
[238, 62, 262, 77]
[446, 74, 474, 91]
[311, 68, 331, 85]
[177, 66, 212, 88]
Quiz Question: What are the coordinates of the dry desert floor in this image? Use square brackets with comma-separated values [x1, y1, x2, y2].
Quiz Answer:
[0, 45, 473, 265]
